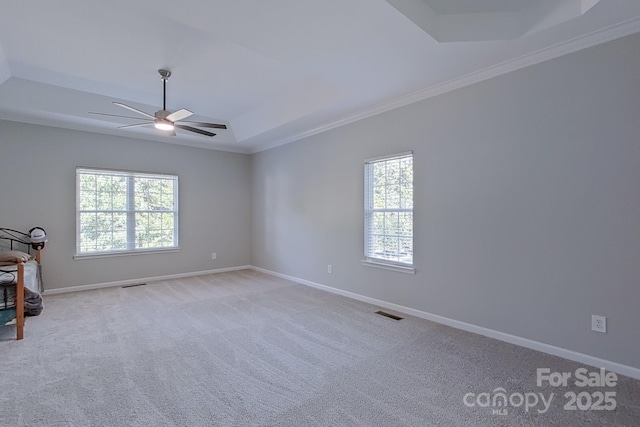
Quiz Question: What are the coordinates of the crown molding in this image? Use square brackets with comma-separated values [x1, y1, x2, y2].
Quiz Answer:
[0, 113, 250, 154]
[251, 16, 640, 154]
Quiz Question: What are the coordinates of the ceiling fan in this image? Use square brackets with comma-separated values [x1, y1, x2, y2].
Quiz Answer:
[90, 69, 227, 137]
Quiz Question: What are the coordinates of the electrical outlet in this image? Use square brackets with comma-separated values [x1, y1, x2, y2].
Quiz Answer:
[327, 264, 332, 274]
[211, 253, 217, 260]
[591, 315, 606, 333]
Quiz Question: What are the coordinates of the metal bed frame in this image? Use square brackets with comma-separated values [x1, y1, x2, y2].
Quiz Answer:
[0, 228, 42, 340]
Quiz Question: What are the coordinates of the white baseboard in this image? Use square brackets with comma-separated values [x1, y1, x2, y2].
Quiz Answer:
[42, 265, 251, 295]
[250, 265, 640, 381]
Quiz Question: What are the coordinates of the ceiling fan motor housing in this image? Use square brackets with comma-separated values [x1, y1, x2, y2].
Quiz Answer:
[155, 109, 171, 120]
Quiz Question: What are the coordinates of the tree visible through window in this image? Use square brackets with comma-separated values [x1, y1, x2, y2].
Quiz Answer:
[76, 168, 178, 255]
[364, 152, 413, 266]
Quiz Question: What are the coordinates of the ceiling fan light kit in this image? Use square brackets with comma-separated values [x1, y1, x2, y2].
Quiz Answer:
[89, 69, 227, 138]
[154, 119, 174, 131]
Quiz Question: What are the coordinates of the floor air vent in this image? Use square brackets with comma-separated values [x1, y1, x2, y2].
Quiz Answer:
[122, 283, 147, 288]
[375, 310, 403, 321]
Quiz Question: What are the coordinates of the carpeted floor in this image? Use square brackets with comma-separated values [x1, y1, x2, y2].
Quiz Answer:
[1, 269, 638, 426]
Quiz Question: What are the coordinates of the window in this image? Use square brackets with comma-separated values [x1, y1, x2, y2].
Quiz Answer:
[76, 168, 178, 256]
[364, 152, 414, 271]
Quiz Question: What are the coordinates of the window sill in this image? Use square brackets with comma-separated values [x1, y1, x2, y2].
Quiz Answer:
[361, 259, 415, 274]
[74, 247, 180, 260]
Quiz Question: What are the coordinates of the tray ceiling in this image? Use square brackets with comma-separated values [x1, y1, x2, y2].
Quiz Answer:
[0, 0, 639, 153]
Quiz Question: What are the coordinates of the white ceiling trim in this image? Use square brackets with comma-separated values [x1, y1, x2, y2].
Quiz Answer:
[252, 15, 640, 154]
[0, 113, 250, 155]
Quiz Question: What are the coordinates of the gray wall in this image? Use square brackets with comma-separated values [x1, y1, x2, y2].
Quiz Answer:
[0, 121, 251, 290]
[251, 33, 640, 368]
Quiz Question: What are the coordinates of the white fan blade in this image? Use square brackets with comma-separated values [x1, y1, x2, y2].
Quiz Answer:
[89, 112, 150, 121]
[166, 108, 193, 122]
[113, 102, 156, 120]
[118, 123, 153, 129]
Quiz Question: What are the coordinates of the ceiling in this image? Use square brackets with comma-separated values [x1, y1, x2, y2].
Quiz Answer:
[0, 0, 639, 154]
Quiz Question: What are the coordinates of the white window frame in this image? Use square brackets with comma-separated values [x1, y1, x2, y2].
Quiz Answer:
[75, 167, 179, 258]
[362, 151, 415, 274]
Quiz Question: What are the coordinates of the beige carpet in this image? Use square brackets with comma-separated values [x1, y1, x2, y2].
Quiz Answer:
[1, 269, 638, 426]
